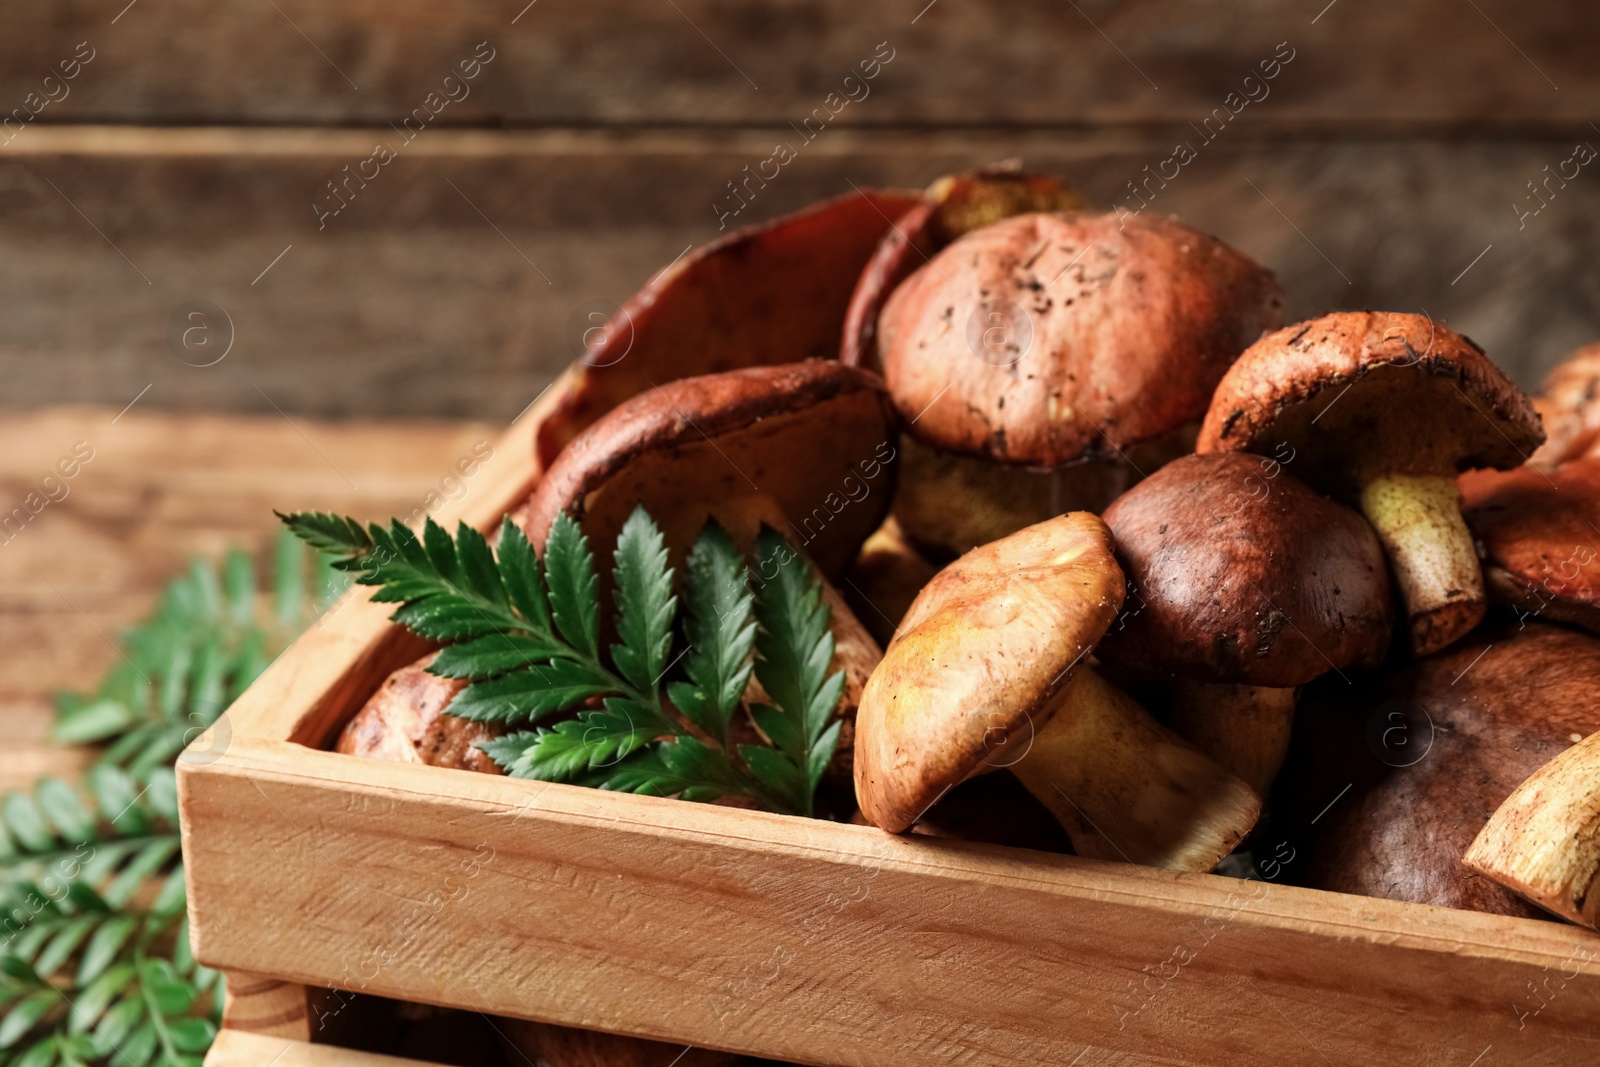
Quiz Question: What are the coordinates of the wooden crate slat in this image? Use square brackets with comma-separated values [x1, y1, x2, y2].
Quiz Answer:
[181, 736, 1600, 1067]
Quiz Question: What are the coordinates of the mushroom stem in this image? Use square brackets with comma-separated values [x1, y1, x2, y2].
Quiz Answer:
[1464, 730, 1600, 929]
[1357, 473, 1486, 654]
[1011, 667, 1261, 871]
[1168, 681, 1297, 797]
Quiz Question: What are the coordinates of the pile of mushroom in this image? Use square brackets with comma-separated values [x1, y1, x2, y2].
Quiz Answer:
[329, 167, 1600, 1031]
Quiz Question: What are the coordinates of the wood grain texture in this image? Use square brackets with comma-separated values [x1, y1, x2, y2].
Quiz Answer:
[0, 0, 1591, 129]
[3, 126, 1597, 424]
[181, 735, 1600, 1067]
[220, 971, 314, 1041]
[0, 406, 496, 792]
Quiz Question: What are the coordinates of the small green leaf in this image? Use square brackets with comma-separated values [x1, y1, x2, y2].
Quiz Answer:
[543, 513, 600, 660]
[0, 990, 58, 1049]
[86, 994, 143, 1046]
[66, 962, 135, 1034]
[610, 507, 676, 698]
[427, 634, 567, 680]
[137, 959, 194, 1016]
[273, 526, 307, 626]
[222, 548, 255, 628]
[50, 699, 137, 745]
[671, 521, 755, 748]
[455, 523, 507, 608]
[12, 1035, 58, 1067]
[276, 511, 372, 559]
[76, 918, 138, 987]
[116, 1021, 157, 1067]
[421, 518, 461, 587]
[34, 780, 93, 844]
[34, 918, 96, 978]
[496, 519, 550, 631]
[165, 1018, 215, 1053]
[3, 794, 53, 853]
[388, 594, 508, 641]
[445, 662, 615, 725]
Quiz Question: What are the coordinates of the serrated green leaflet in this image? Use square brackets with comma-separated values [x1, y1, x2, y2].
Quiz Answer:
[285, 507, 850, 819]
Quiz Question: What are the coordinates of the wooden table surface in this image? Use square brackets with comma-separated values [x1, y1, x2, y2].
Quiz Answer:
[0, 405, 497, 792]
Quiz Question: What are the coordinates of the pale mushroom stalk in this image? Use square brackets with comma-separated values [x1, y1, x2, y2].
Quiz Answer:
[1167, 681, 1298, 797]
[1197, 312, 1544, 656]
[1465, 729, 1600, 929]
[1011, 668, 1261, 870]
[1358, 473, 1484, 655]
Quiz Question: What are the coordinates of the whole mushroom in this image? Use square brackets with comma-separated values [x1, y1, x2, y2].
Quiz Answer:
[854, 513, 1261, 871]
[874, 210, 1283, 558]
[1097, 453, 1393, 794]
[1199, 312, 1544, 655]
[1283, 622, 1600, 917]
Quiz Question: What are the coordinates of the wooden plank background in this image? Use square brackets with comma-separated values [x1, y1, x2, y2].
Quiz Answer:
[2, 0, 1597, 421]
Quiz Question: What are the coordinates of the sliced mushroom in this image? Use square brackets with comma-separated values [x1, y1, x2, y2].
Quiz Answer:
[1465, 729, 1600, 928]
[521, 362, 900, 786]
[535, 187, 920, 468]
[336, 652, 500, 774]
[1460, 457, 1600, 634]
[854, 512, 1260, 871]
[1199, 312, 1544, 655]
[875, 210, 1282, 557]
[1097, 453, 1393, 794]
[841, 165, 1088, 372]
[1283, 622, 1600, 917]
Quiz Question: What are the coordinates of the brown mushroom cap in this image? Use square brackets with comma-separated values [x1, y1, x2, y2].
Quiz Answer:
[336, 653, 501, 774]
[841, 167, 1088, 371]
[535, 187, 920, 468]
[854, 512, 1124, 832]
[1198, 312, 1543, 491]
[1284, 622, 1600, 917]
[878, 211, 1283, 468]
[1098, 453, 1392, 687]
[1461, 458, 1600, 633]
[1531, 342, 1600, 465]
[522, 362, 898, 579]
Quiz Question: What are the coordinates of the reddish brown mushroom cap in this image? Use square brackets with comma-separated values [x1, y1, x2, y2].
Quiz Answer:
[878, 211, 1283, 468]
[841, 168, 1088, 371]
[854, 513, 1124, 832]
[522, 362, 898, 579]
[535, 187, 920, 468]
[1461, 458, 1600, 633]
[1098, 453, 1392, 687]
[1198, 312, 1544, 490]
[1287, 622, 1600, 918]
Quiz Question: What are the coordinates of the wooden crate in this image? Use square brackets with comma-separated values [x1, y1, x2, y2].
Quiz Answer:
[178, 375, 1600, 1067]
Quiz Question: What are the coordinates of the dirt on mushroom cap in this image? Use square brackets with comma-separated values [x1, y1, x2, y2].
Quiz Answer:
[1198, 311, 1544, 491]
[853, 512, 1124, 832]
[1098, 452, 1392, 687]
[878, 211, 1283, 468]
